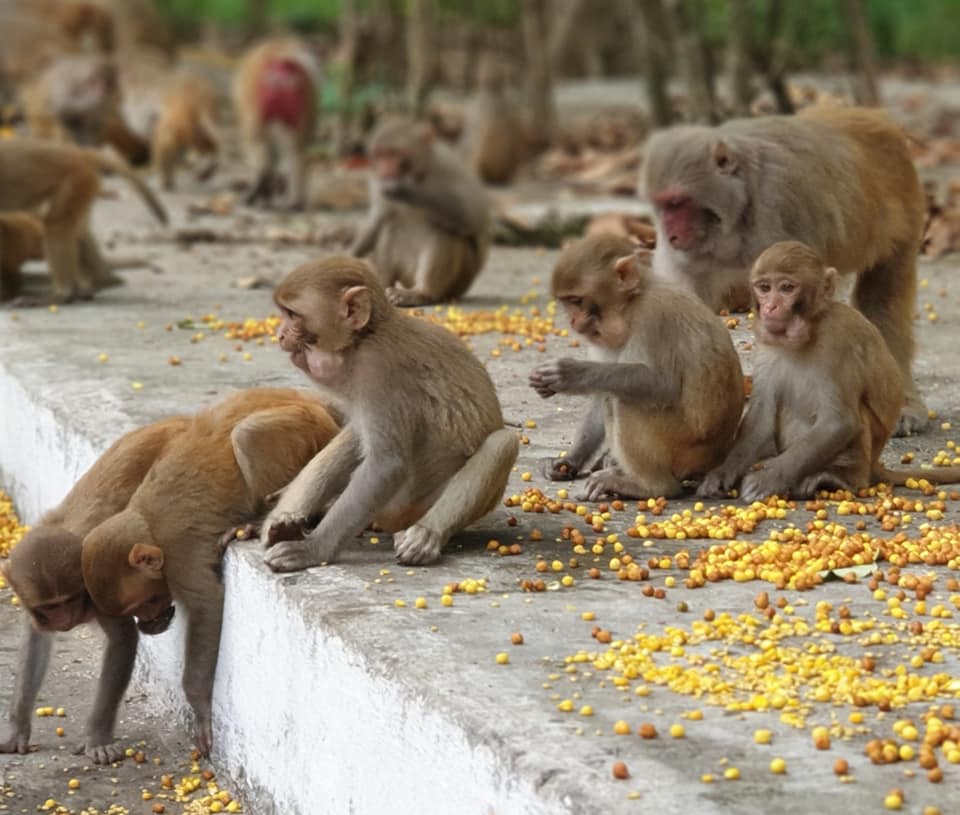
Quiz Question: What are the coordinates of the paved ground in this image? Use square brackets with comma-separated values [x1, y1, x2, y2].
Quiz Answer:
[3, 78, 960, 815]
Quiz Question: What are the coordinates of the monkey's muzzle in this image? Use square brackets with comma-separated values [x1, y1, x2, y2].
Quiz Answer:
[136, 602, 176, 636]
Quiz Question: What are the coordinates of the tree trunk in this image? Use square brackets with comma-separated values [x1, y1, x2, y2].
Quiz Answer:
[726, 0, 753, 116]
[751, 0, 794, 114]
[635, 0, 673, 127]
[334, 0, 359, 154]
[406, 0, 435, 118]
[663, 0, 718, 123]
[841, 0, 881, 105]
[245, 0, 269, 41]
[521, 0, 556, 149]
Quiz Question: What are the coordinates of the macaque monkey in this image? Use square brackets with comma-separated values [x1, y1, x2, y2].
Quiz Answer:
[58, 1, 116, 53]
[259, 257, 518, 570]
[699, 242, 960, 501]
[529, 234, 744, 500]
[0, 417, 189, 763]
[22, 54, 150, 165]
[351, 117, 492, 306]
[0, 139, 167, 305]
[462, 58, 524, 185]
[81, 388, 340, 755]
[152, 73, 220, 191]
[642, 106, 927, 434]
[232, 37, 319, 210]
[0, 213, 44, 301]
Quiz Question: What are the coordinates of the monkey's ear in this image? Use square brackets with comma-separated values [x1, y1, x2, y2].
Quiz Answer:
[613, 254, 643, 291]
[129, 543, 164, 575]
[823, 267, 838, 300]
[341, 286, 372, 331]
[711, 140, 738, 174]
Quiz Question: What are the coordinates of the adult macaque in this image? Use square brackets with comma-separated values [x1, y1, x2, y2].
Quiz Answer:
[529, 234, 744, 500]
[642, 107, 927, 434]
[152, 73, 220, 191]
[232, 37, 319, 210]
[462, 58, 524, 185]
[259, 257, 518, 570]
[351, 117, 492, 306]
[0, 417, 189, 762]
[21, 54, 150, 165]
[699, 243, 960, 501]
[81, 389, 340, 755]
[0, 139, 167, 305]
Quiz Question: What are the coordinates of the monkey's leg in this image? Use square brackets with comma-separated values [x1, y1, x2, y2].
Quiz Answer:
[78, 229, 123, 289]
[581, 465, 681, 502]
[393, 428, 519, 566]
[0, 623, 53, 755]
[387, 232, 468, 307]
[274, 126, 307, 211]
[543, 398, 605, 480]
[181, 583, 223, 757]
[852, 248, 928, 435]
[42, 166, 98, 301]
[244, 136, 277, 207]
[77, 616, 137, 763]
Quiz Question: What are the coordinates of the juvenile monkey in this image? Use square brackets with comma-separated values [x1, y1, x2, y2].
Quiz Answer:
[642, 107, 927, 434]
[351, 117, 492, 306]
[1, 416, 189, 763]
[232, 37, 319, 210]
[699, 242, 960, 502]
[151, 73, 220, 191]
[529, 234, 744, 500]
[81, 388, 340, 755]
[0, 139, 167, 305]
[259, 256, 518, 570]
[462, 58, 524, 185]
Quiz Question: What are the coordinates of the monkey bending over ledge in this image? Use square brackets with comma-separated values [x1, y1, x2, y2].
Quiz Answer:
[529, 234, 744, 500]
[642, 106, 928, 435]
[260, 256, 519, 570]
[699, 242, 960, 502]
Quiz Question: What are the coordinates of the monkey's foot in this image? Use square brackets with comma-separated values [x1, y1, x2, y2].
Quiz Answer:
[580, 468, 680, 501]
[0, 726, 31, 755]
[193, 716, 213, 758]
[74, 738, 125, 764]
[217, 523, 260, 555]
[264, 539, 327, 572]
[393, 525, 445, 565]
[895, 397, 930, 437]
[542, 456, 578, 481]
[796, 472, 853, 498]
[739, 468, 790, 503]
[696, 468, 739, 498]
[260, 510, 308, 548]
[385, 286, 436, 308]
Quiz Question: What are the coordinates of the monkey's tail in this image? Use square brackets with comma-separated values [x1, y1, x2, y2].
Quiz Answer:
[873, 465, 960, 489]
[90, 151, 169, 225]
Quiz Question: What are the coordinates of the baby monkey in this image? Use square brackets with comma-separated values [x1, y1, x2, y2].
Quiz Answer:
[260, 256, 518, 570]
[699, 241, 960, 501]
[530, 234, 744, 499]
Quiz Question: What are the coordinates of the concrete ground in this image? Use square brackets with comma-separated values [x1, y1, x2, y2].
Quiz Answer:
[3, 80, 960, 815]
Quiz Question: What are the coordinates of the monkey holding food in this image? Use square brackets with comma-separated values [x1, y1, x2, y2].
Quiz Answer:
[529, 234, 744, 500]
[699, 241, 960, 501]
[1, 417, 189, 763]
[642, 106, 927, 434]
[351, 117, 492, 306]
[259, 256, 518, 570]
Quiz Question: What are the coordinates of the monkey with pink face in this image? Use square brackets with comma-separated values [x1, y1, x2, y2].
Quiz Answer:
[642, 106, 927, 435]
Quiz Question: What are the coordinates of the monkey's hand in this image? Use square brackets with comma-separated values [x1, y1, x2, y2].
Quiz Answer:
[529, 359, 583, 398]
[0, 722, 31, 755]
[739, 464, 790, 503]
[696, 466, 741, 498]
[73, 736, 125, 764]
[393, 525, 445, 566]
[542, 456, 579, 481]
[217, 523, 260, 556]
[264, 538, 332, 572]
[194, 714, 213, 758]
[259, 510, 309, 549]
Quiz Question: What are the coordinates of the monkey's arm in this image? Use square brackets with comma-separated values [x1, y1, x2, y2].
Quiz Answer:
[0, 623, 53, 754]
[265, 454, 407, 572]
[383, 173, 481, 238]
[350, 200, 387, 256]
[740, 397, 859, 502]
[530, 358, 678, 404]
[544, 398, 606, 481]
[78, 616, 138, 763]
[181, 579, 224, 757]
[697, 392, 777, 497]
[261, 427, 362, 545]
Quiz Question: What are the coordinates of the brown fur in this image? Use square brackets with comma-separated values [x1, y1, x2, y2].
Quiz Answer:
[260, 256, 518, 570]
[700, 242, 960, 501]
[232, 37, 319, 210]
[81, 388, 340, 755]
[0, 138, 166, 304]
[351, 117, 492, 306]
[0, 213, 44, 300]
[0, 416, 189, 763]
[152, 73, 220, 191]
[463, 60, 524, 185]
[642, 106, 927, 434]
[531, 234, 744, 499]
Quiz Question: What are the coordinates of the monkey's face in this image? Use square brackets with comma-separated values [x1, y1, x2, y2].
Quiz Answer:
[26, 592, 94, 632]
[652, 191, 717, 252]
[752, 273, 812, 349]
[558, 293, 628, 350]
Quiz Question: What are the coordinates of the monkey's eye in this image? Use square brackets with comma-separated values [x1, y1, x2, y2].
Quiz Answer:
[754, 282, 771, 294]
[779, 283, 796, 294]
[564, 297, 583, 307]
